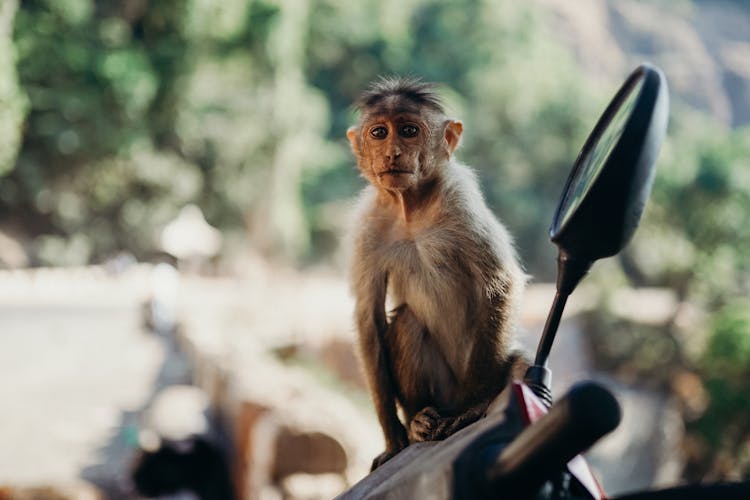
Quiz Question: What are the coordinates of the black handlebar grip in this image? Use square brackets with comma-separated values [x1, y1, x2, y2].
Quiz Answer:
[485, 381, 621, 498]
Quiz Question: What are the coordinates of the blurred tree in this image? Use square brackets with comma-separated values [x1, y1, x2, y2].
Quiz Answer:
[631, 114, 750, 305]
[0, 0, 27, 178]
[588, 111, 750, 479]
[3, 0, 602, 269]
[303, 0, 600, 273]
[685, 302, 750, 479]
[4, 0, 198, 263]
[175, 0, 337, 260]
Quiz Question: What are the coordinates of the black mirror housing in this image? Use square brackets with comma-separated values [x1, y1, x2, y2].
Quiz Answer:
[551, 64, 669, 263]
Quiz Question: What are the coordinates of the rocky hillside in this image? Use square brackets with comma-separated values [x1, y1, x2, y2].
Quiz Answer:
[537, 0, 750, 127]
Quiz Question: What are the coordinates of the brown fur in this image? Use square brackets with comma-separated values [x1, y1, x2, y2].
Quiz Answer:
[346, 77, 527, 470]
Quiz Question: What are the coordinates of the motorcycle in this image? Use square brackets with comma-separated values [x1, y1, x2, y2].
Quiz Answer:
[337, 64, 750, 499]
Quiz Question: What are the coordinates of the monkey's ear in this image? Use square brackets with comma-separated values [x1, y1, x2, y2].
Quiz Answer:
[347, 126, 361, 155]
[444, 120, 464, 157]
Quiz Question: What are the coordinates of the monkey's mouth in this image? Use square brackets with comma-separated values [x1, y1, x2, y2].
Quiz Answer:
[378, 169, 413, 176]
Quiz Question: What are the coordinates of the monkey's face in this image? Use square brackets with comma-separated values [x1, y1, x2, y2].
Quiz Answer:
[349, 113, 431, 192]
[348, 111, 464, 193]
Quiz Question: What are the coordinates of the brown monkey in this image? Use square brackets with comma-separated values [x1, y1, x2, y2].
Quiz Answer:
[346, 77, 528, 470]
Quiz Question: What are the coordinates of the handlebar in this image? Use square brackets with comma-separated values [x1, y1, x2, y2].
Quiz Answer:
[485, 382, 621, 498]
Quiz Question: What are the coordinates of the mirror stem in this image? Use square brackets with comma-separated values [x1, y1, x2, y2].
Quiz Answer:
[555, 250, 593, 296]
[524, 292, 568, 408]
[534, 251, 592, 368]
[524, 252, 593, 406]
[534, 291, 569, 367]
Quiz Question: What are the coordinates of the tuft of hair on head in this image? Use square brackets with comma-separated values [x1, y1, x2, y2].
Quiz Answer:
[356, 75, 445, 114]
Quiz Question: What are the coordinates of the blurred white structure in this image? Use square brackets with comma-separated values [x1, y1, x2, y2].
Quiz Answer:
[0, 230, 28, 268]
[160, 205, 222, 262]
[148, 262, 181, 334]
[140, 385, 210, 448]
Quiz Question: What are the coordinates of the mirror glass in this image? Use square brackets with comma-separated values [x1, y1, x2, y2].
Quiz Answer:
[554, 77, 645, 231]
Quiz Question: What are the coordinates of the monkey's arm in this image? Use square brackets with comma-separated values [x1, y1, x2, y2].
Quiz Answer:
[354, 268, 409, 468]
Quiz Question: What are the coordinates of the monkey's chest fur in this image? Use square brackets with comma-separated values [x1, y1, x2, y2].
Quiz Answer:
[378, 223, 510, 418]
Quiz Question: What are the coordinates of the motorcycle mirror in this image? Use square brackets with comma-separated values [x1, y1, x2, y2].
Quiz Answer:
[525, 64, 669, 405]
[551, 63, 669, 292]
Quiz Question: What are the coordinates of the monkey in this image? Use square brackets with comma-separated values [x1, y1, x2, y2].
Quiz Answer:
[346, 77, 528, 471]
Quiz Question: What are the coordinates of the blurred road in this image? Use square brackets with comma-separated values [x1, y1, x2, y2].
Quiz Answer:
[0, 267, 187, 495]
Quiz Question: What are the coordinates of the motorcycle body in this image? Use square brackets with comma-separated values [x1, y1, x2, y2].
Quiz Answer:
[339, 379, 610, 500]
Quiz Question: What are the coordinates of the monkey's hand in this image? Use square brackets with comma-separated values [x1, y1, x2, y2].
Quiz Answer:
[408, 407, 452, 442]
[410, 405, 490, 442]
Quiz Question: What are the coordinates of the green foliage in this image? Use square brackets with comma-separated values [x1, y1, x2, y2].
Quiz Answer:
[4, 0, 748, 292]
[303, 0, 600, 271]
[603, 109, 750, 479]
[686, 302, 750, 477]
[2, 0, 604, 269]
[632, 115, 750, 304]
[3, 0, 194, 262]
[2, 0, 749, 293]
[703, 302, 750, 378]
[0, 0, 27, 178]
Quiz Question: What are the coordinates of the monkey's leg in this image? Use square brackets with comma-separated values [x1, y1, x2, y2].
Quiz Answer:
[367, 307, 420, 471]
[368, 337, 409, 471]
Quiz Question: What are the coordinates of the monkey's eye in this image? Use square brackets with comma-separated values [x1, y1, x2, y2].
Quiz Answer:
[399, 124, 419, 138]
[370, 126, 388, 139]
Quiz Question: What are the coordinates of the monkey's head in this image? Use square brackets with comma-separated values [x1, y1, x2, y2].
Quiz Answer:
[347, 77, 463, 193]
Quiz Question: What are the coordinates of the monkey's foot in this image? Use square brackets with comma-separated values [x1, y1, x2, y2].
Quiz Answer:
[371, 448, 402, 471]
[409, 407, 452, 442]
